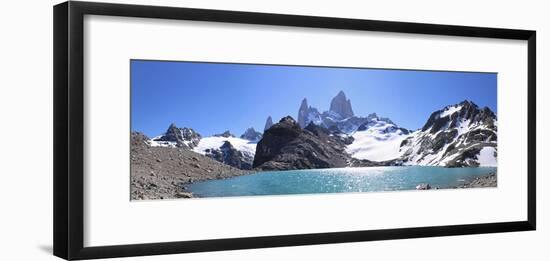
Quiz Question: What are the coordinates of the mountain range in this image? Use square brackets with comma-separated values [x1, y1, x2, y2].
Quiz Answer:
[139, 91, 497, 170]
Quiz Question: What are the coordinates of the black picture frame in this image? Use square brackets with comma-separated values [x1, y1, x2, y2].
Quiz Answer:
[53, 1, 536, 260]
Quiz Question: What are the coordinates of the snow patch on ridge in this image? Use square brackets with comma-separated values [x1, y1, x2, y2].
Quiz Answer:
[193, 136, 257, 158]
[440, 105, 462, 118]
[148, 136, 187, 148]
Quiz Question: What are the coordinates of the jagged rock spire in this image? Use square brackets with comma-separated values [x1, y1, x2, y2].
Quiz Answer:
[154, 123, 201, 149]
[329, 91, 354, 119]
[240, 127, 262, 142]
[264, 116, 274, 131]
[297, 98, 309, 128]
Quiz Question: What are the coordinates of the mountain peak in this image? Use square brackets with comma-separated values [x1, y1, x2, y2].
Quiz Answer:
[298, 98, 312, 128]
[329, 91, 354, 119]
[367, 113, 378, 119]
[167, 123, 178, 131]
[421, 101, 496, 133]
[264, 116, 274, 131]
[240, 127, 262, 141]
[401, 100, 497, 167]
[459, 100, 477, 107]
[153, 123, 201, 149]
[458, 100, 478, 108]
[280, 115, 297, 125]
[213, 130, 235, 138]
[300, 98, 308, 108]
[165, 123, 191, 137]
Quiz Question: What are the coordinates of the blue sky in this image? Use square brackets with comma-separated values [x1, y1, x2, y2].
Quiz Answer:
[131, 60, 497, 137]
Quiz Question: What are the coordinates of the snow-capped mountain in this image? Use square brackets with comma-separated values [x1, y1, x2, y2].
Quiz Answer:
[326, 96, 497, 167]
[399, 100, 497, 167]
[297, 91, 399, 134]
[149, 123, 201, 149]
[148, 123, 257, 170]
[294, 91, 413, 162]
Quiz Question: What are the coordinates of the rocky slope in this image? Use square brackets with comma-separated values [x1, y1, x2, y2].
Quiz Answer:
[130, 132, 247, 200]
[458, 173, 497, 188]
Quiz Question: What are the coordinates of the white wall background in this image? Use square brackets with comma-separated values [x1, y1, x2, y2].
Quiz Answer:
[0, 0, 547, 260]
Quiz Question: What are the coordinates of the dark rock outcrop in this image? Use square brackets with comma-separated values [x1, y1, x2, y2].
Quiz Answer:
[253, 116, 351, 170]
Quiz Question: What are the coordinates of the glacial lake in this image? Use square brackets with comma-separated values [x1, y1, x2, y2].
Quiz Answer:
[186, 166, 497, 198]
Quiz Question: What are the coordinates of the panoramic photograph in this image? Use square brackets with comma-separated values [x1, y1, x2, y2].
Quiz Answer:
[130, 60, 497, 200]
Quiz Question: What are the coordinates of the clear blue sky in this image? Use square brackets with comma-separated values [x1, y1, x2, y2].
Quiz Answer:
[131, 60, 497, 137]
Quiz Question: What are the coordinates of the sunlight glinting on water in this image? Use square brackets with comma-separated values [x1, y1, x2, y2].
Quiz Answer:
[186, 166, 497, 198]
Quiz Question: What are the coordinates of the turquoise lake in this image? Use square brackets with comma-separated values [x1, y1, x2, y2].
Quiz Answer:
[186, 166, 497, 198]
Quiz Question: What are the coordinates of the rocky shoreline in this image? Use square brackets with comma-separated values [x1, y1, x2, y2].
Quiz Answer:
[416, 172, 497, 190]
[130, 133, 250, 200]
[455, 172, 497, 189]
